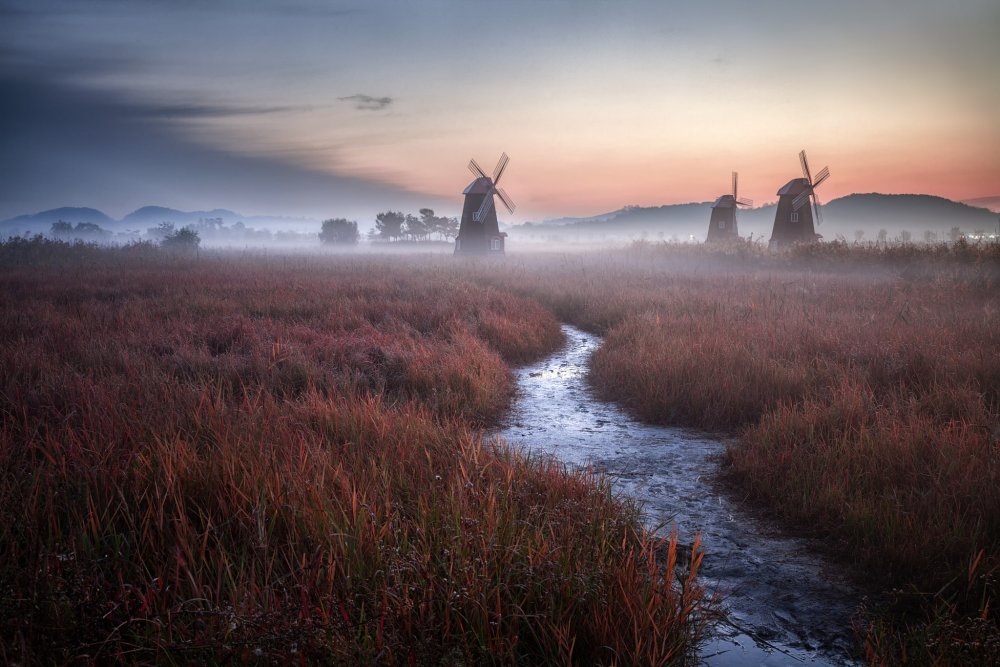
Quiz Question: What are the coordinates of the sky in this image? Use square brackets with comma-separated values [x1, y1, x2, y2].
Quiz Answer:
[1, 0, 998, 224]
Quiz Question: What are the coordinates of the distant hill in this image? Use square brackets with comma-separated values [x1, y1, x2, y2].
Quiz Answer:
[963, 196, 1000, 213]
[513, 193, 999, 242]
[0, 207, 116, 234]
[515, 203, 714, 242]
[120, 206, 242, 228]
[542, 202, 712, 230]
[816, 194, 999, 238]
[1, 205, 318, 237]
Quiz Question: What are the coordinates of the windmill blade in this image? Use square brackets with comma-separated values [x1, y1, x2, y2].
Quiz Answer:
[468, 158, 487, 180]
[812, 191, 824, 225]
[792, 188, 813, 211]
[813, 166, 830, 188]
[474, 191, 495, 222]
[736, 197, 754, 207]
[732, 171, 738, 199]
[496, 187, 516, 214]
[799, 150, 813, 183]
[493, 152, 509, 184]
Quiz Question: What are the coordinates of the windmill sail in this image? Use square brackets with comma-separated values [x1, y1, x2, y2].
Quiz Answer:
[474, 194, 494, 222]
[473, 152, 515, 222]
[468, 159, 487, 180]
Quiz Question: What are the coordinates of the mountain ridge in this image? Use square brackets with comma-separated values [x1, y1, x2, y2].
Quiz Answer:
[2, 207, 116, 229]
[516, 193, 999, 240]
[0, 205, 319, 235]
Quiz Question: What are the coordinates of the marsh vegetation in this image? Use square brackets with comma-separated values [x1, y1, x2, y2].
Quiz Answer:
[1, 237, 997, 664]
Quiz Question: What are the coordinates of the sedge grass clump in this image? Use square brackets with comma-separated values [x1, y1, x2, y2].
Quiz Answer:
[0, 244, 705, 664]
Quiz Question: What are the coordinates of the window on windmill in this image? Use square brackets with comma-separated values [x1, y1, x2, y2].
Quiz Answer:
[791, 212, 799, 223]
[490, 238, 500, 251]
[719, 220, 726, 229]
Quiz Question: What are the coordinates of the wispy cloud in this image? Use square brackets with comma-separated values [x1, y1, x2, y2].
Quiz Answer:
[338, 94, 393, 111]
[134, 103, 300, 119]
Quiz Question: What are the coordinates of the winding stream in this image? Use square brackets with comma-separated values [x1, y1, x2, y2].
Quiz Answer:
[498, 325, 863, 666]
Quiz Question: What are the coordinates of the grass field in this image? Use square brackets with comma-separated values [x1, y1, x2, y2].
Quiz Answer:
[2, 236, 998, 664]
[0, 239, 704, 665]
[469, 240, 1000, 665]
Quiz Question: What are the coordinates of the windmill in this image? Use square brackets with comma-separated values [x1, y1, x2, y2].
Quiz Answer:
[768, 150, 830, 248]
[705, 171, 753, 243]
[454, 153, 516, 255]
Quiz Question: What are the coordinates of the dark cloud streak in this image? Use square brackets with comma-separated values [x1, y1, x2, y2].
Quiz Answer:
[133, 103, 305, 119]
[338, 94, 393, 111]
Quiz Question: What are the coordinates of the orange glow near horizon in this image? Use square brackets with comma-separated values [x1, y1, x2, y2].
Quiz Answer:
[327, 135, 1000, 221]
[282, 59, 1000, 221]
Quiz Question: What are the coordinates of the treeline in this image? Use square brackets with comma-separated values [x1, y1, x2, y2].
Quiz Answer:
[38, 218, 323, 247]
[35, 209, 465, 248]
[369, 208, 459, 243]
[318, 209, 458, 246]
[46, 220, 203, 250]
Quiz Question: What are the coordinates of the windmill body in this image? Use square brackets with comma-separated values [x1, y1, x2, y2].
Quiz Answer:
[455, 154, 515, 256]
[706, 171, 751, 243]
[768, 151, 830, 248]
[770, 178, 817, 245]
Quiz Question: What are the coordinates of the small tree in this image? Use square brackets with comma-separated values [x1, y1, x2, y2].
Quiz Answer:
[854, 229, 865, 243]
[404, 213, 426, 241]
[161, 226, 200, 252]
[374, 211, 405, 242]
[419, 208, 438, 240]
[319, 218, 359, 245]
[418, 209, 460, 241]
[50, 221, 74, 237]
[948, 226, 963, 242]
[877, 228, 888, 244]
[898, 229, 912, 243]
[441, 216, 460, 241]
[924, 230, 938, 244]
[51, 221, 110, 242]
[147, 222, 176, 241]
[74, 222, 111, 241]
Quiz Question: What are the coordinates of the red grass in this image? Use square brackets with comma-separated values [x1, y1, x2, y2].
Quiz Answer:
[465, 243, 1000, 664]
[0, 240, 705, 664]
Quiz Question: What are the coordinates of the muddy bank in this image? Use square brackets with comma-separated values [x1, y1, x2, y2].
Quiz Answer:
[498, 324, 864, 666]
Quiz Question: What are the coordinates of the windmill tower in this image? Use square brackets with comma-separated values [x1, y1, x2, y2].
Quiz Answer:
[706, 171, 753, 243]
[769, 150, 830, 248]
[454, 153, 516, 255]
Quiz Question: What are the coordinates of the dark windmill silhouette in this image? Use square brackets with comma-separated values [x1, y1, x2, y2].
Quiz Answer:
[454, 153, 516, 255]
[769, 150, 830, 247]
[706, 171, 753, 243]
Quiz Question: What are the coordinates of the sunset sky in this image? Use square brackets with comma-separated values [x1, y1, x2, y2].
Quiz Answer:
[1, 0, 998, 223]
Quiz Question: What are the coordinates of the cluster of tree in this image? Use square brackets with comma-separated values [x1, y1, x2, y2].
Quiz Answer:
[50, 221, 112, 242]
[370, 209, 459, 242]
[147, 222, 200, 251]
[319, 218, 360, 245]
[144, 220, 317, 245]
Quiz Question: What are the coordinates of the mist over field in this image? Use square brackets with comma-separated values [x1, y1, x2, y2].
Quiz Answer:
[3, 191, 998, 252]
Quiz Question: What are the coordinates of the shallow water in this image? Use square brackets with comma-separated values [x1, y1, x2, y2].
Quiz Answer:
[498, 325, 863, 666]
